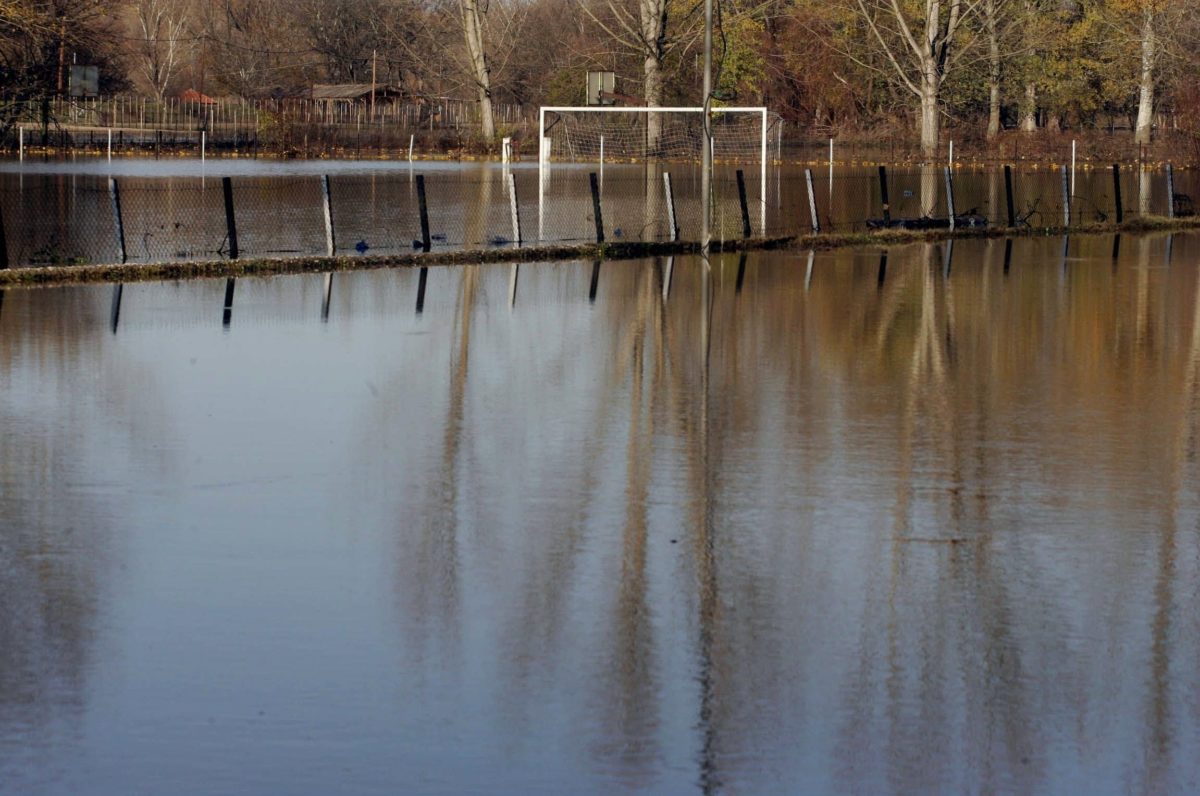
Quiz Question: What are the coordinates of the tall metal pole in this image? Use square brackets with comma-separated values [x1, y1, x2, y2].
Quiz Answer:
[700, 0, 713, 255]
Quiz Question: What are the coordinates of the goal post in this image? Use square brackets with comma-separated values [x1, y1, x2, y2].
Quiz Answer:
[537, 106, 775, 241]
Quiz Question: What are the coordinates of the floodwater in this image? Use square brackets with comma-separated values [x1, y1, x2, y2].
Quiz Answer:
[2, 235, 1200, 794]
[0, 158, 1191, 266]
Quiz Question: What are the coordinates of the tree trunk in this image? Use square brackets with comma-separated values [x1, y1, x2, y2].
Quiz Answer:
[640, 0, 667, 154]
[1020, 83, 1037, 132]
[644, 51, 663, 153]
[985, 0, 1001, 140]
[987, 79, 1001, 141]
[1134, 8, 1155, 146]
[459, 0, 495, 142]
[920, 80, 939, 160]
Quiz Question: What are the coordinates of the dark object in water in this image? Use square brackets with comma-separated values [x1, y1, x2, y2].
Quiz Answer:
[355, 240, 369, 254]
[1174, 193, 1195, 218]
[413, 234, 447, 249]
[866, 214, 989, 231]
[488, 236, 512, 246]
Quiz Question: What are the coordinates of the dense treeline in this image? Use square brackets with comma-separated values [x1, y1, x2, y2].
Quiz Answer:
[3, 0, 1199, 154]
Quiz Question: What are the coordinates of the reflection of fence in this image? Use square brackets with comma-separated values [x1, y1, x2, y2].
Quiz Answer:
[2, 96, 532, 153]
[0, 164, 1192, 269]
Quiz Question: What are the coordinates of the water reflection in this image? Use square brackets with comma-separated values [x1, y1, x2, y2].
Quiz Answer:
[1, 237, 1199, 793]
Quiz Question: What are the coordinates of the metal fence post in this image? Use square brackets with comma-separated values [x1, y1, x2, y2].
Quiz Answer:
[416, 174, 431, 252]
[1167, 163, 1176, 220]
[944, 167, 956, 230]
[878, 166, 891, 226]
[589, 172, 604, 244]
[1113, 164, 1123, 223]
[222, 176, 239, 259]
[736, 169, 752, 238]
[805, 168, 820, 233]
[508, 171, 521, 247]
[1061, 166, 1071, 227]
[109, 178, 128, 264]
[662, 172, 679, 241]
[1004, 165, 1016, 227]
[321, 175, 336, 256]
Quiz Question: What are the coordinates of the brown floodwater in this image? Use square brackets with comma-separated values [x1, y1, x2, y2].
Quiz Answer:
[1, 234, 1199, 794]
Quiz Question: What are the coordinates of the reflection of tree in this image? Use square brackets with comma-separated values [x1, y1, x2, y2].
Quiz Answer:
[357, 238, 1200, 791]
[0, 286, 169, 787]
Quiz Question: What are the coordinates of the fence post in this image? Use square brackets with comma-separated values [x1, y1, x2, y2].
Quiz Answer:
[222, 176, 239, 259]
[1167, 163, 1176, 220]
[1113, 164, 1124, 223]
[508, 171, 521, 246]
[589, 172, 604, 244]
[662, 172, 679, 241]
[735, 169, 752, 238]
[108, 178, 128, 264]
[416, 174, 431, 252]
[1060, 166, 1071, 227]
[878, 166, 891, 226]
[805, 168, 820, 233]
[944, 167, 956, 230]
[1004, 165, 1016, 227]
[321, 175, 336, 256]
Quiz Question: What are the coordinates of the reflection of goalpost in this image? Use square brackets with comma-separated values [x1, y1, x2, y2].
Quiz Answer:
[537, 106, 772, 242]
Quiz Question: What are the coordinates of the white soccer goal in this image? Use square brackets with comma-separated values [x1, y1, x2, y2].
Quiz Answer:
[537, 106, 777, 242]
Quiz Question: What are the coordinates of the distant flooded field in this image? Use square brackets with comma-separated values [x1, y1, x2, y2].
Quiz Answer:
[2, 236, 1199, 794]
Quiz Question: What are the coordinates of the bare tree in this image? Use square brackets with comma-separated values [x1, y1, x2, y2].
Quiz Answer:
[198, 0, 311, 96]
[581, 0, 705, 151]
[133, 0, 192, 102]
[980, 0, 1012, 139]
[460, 0, 495, 140]
[842, 0, 978, 157]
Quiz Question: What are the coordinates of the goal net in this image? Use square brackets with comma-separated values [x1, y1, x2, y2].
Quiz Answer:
[537, 106, 778, 166]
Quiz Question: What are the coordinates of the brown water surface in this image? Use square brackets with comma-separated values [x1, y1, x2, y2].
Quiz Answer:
[1, 235, 1199, 794]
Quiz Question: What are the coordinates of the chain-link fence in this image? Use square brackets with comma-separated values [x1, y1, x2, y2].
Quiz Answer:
[0, 163, 1194, 269]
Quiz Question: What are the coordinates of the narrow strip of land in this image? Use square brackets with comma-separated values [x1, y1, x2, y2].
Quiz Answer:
[1, 216, 1196, 290]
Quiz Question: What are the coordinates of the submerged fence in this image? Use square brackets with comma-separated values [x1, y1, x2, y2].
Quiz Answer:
[0, 163, 1193, 269]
